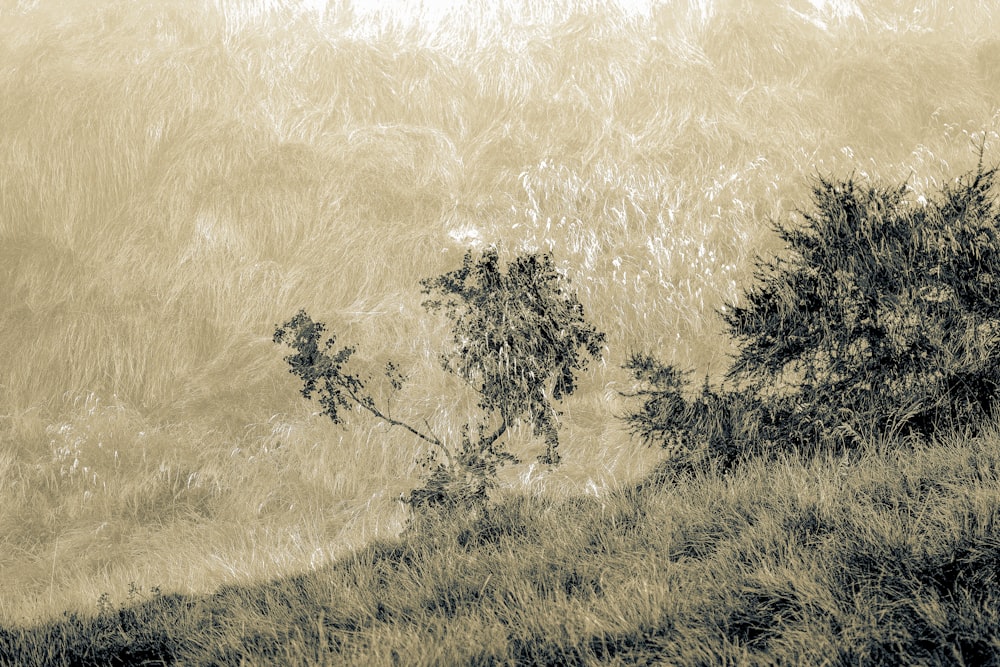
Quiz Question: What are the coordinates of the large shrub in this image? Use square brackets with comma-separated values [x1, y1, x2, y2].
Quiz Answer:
[275, 249, 604, 508]
[626, 158, 1000, 466]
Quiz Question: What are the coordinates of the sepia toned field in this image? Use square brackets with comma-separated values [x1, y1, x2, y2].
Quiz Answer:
[2, 0, 1000, 662]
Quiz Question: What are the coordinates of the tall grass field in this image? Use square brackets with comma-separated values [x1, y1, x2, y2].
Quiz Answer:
[2, 0, 1000, 663]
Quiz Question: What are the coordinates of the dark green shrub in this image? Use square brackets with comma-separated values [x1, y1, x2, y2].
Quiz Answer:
[621, 353, 774, 472]
[275, 249, 604, 508]
[622, 354, 762, 458]
[626, 156, 1000, 467]
[730, 158, 1000, 444]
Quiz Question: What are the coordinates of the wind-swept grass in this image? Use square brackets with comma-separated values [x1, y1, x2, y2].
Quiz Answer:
[3, 429, 1000, 665]
[1, 0, 1000, 630]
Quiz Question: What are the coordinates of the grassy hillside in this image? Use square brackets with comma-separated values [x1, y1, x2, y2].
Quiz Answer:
[1, 0, 999, 637]
[3, 433, 1000, 665]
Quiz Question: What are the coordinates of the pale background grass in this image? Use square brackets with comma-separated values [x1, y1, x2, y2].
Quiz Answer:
[1, 0, 998, 623]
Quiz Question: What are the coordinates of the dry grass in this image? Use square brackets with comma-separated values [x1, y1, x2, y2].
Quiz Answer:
[1, 0, 999, 641]
[4, 431, 1000, 664]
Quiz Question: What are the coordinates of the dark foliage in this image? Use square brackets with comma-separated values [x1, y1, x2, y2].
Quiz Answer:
[621, 353, 769, 470]
[726, 158, 1000, 443]
[275, 249, 603, 508]
[421, 249, 606, 464]
[271, 310, 361, 426]
[626, 157, 1000, 469]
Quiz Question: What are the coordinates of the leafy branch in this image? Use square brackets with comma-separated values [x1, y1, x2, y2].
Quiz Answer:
[275, 249, 604, 507]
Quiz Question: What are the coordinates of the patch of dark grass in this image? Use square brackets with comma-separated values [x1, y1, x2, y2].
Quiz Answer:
[0, 594, 189, 667]
[457, 498, 542, 549]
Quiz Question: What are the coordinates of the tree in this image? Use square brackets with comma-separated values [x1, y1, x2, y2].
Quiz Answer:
[274, 249, 605, 508]
[724, 159, 1000, 445]
[625, 156, 1000, 471]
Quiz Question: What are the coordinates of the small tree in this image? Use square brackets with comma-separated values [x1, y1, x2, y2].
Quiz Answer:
[274, 249, 604, 508]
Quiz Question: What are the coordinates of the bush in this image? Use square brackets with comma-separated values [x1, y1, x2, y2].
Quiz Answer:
[626, 155, 1000, 467]
[275, 249, 604, 508]
[621, 354, 770, 475]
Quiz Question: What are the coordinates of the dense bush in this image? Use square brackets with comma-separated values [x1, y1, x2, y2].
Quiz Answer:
[275, 249, 604, 508]
[621, 354, 765, 474]
[626, 158, 1000, 467]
